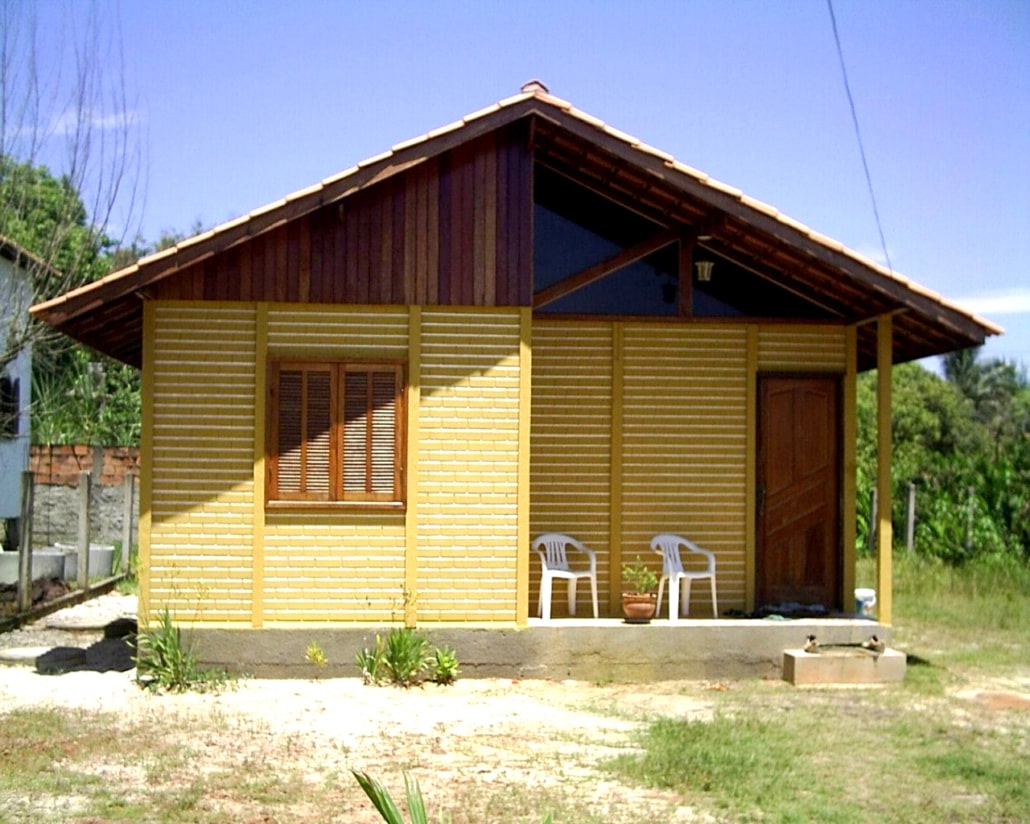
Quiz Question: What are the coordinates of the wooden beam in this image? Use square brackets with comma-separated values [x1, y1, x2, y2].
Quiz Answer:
[678, 229, 695, 316]
[533, 226, 678, 309]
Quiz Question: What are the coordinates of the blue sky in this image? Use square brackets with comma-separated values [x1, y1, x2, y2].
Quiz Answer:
[35, 0, 1030, 369]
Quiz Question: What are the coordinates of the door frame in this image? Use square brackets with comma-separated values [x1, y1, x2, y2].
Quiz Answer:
[755, 371, 844, 610]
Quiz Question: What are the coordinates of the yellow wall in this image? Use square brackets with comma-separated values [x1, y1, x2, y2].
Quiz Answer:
[142, 302, 525, 625]
[415, 309, 523, 621]
[141, 303, 849, 625]
[530, 320, 848, 617]
[146, 304, 258, 623]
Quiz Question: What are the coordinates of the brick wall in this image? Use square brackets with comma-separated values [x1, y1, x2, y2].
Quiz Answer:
[21, 445, 140, 548]
[30, 445, 140, 486]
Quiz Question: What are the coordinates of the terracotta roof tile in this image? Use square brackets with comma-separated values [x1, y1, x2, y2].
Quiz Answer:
[29, 86, 1004, 346]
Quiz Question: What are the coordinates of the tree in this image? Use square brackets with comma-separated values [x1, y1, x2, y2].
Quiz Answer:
[859, 358, 1030, 563]
[1, 0, 143, 366]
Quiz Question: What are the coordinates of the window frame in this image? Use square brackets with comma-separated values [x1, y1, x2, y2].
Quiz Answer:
[266, 358, 406, 508]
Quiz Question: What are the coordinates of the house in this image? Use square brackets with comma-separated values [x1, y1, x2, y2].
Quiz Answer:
[31, 83, 1000, 675]
[1, 238, 36, 551]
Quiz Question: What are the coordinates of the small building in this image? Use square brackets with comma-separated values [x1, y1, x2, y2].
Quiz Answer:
[1, 238, 36, 549]
[31, 85, 1000, 675]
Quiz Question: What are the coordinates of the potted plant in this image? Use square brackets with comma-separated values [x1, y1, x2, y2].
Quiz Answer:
[621, 558, 659, 623]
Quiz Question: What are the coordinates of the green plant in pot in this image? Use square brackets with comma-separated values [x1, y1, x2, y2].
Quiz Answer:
[621, 557, 659, 623]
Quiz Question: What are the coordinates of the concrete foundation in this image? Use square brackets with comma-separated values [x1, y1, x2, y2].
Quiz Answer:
[184, 617, 891, 681]
[783, 647, 907, 686]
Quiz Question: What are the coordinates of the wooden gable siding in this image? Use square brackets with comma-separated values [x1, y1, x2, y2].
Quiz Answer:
[416, 308, 524, 621]
[153, 124, 532, 309]
[146, 304, 258, 623]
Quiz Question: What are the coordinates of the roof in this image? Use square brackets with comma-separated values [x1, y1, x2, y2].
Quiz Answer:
[31, 85, 1002, 369]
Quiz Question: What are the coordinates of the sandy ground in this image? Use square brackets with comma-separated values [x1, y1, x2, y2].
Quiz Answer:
[0, 593, 722, 822]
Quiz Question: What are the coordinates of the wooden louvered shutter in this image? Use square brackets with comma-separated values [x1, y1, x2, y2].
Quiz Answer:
[341, 365, 401, 501]
[273, 364, 333, 500]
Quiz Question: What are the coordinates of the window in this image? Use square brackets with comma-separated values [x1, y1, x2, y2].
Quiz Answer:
[0, 376, 18, 439]
[267, 360, 405, 505]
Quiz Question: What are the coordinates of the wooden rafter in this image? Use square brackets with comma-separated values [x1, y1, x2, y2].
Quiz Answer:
[533, 226, 679, 309]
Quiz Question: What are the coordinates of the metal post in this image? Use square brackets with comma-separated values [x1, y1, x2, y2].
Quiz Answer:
[16, 470, 34, 613]
[906, 483, 916, 552]
[121, 472, 135, 574]
[77, 470, 91, 591]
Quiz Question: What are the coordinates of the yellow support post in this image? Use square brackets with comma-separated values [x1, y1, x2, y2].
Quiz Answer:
[842, 325, 858, 613]
[876, 315, 893, 625]
[515, 307, 533, 626]
[744, 325, 757, 612]
[609, 323, 625, 615]
[405, 306, 422, 627]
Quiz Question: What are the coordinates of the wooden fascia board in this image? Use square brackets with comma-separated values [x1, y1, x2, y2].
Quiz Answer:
[533, 107, 997, 342]
[533, 226, 679, 308]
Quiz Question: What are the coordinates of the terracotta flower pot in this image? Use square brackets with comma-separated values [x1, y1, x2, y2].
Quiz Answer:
[622, 592, 657, 623]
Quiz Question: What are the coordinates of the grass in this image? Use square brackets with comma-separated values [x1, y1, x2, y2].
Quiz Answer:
[1, 555, 1027, 822]
[604, 554, 1030, 822]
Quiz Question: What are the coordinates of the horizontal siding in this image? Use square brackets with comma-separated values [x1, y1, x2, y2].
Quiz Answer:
[531, 320, 748, 615]
[530, 322, 613, 616]
[267, 305, 409, 357]
[148, 305, 256, 622]
[416, 309, 522, 621]
[621, 324, 748, 613]
[758, 326, 847, 371]
[263, 511, 406, 621]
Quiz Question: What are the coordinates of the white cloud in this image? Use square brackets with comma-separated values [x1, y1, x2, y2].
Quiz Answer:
[951, 288, 1030, 316]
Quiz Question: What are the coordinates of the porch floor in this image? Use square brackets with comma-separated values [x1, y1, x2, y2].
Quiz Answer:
[191, 616, 890, 682]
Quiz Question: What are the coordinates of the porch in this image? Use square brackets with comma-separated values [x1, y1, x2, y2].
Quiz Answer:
[187, 616, 891, 682]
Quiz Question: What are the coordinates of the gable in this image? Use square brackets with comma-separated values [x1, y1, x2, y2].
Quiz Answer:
[30, 89, 1000, 371]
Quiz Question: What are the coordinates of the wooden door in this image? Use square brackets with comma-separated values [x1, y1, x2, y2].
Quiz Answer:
[757, 375, 841, 609]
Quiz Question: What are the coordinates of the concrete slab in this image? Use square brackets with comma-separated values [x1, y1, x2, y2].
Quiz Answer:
[783, 648, 906, 686]
[184, 618, 893, 681]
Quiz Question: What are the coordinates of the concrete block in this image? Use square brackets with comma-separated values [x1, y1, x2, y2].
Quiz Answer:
[783, 648, 906, 686]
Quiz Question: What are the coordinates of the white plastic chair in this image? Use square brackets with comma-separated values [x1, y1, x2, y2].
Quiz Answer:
[532, 533, 599, 621]
[651, 533, 718, 621]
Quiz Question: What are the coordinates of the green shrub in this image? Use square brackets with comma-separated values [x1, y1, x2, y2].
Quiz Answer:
[135, 607, 229, 692]
[357, 629, 459, 688]
[429, 645, 460, 685]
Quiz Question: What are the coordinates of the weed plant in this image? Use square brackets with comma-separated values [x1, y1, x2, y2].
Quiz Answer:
[430, 645, 460, 685]
[356, 628, 459, 688]
[135, 606, 230, 692]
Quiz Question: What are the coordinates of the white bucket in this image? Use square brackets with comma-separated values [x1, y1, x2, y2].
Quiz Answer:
[855, 587, 877, 616]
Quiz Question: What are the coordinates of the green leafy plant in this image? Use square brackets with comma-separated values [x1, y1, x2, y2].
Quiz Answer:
[622, 557, 658, 593]
[357, 629, 458, 688]
[356, 637, 387, 685]
[352, 770, 428, 824]
[135, 606, 229, 692]
[352, 771, 554, 824]
[305, 641, 328, 668]
[429, 645, 460, 686]
[382, 627, 431, 687]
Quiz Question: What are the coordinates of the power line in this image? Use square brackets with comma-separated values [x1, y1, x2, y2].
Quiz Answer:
[826, 0, 894, 274]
